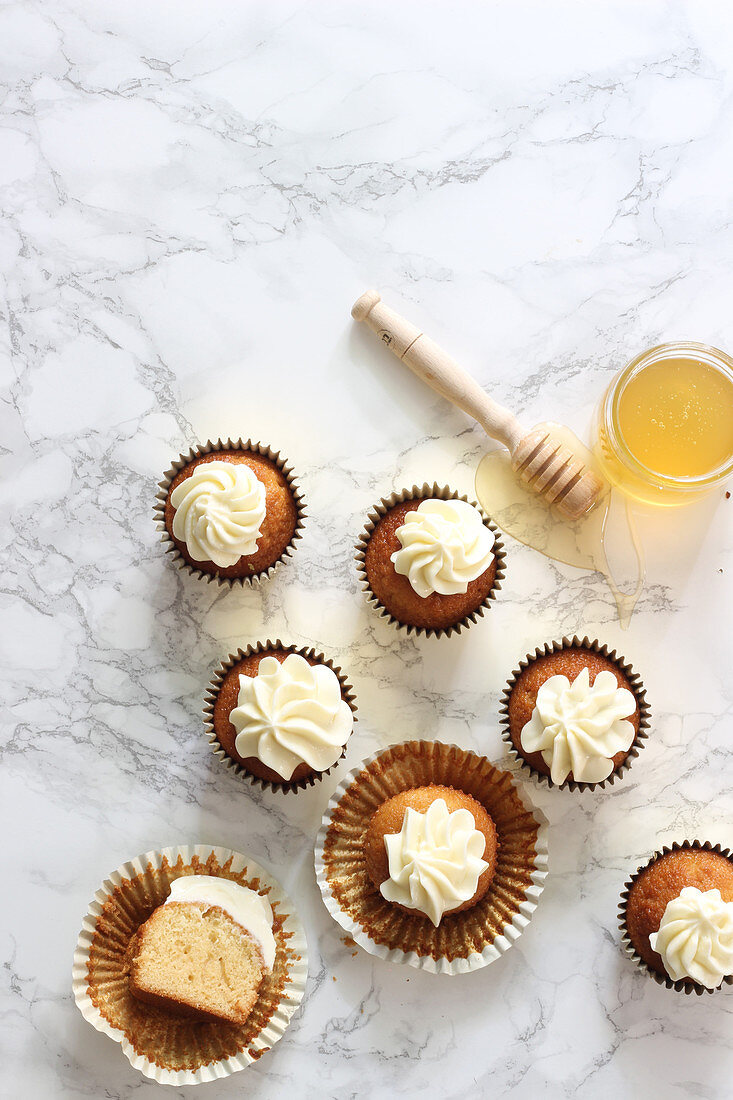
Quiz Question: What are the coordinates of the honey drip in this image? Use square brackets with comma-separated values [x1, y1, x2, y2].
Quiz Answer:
[475, 428, 644, 628]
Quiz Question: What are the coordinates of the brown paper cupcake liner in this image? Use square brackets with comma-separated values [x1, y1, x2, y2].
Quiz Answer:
[618, 840, 733, 996]
[314, 740, 548, 974]
[154, 438, 305, 588]
[204, 640, 358, 794]
[72, 844, 308, 1085]
[354, 483, 507, 638]
[499, 635, 650, 792]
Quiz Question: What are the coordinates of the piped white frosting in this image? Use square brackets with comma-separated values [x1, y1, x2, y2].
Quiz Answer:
[390, 498, 494, 598]
[230, 653, 353, 781]
[170, 459, 266, 567]
[519, 666, 636, 784]
[648, 886, 733, 988]
[380, 798, 490, 927]
[166, 875, 276, 970]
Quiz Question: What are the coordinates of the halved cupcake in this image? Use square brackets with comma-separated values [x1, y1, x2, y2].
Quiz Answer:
[73, 845, 307, 1085]
[129, 876, 276, 1025]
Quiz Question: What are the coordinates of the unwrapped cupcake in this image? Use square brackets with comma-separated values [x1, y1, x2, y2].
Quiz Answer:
[315, 740, 547, 974]
[364, 785, 498, 926]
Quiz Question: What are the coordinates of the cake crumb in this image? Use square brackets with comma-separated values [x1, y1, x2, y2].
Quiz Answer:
[247, 1047, 269, 1062]
[332, 975, 337, 981]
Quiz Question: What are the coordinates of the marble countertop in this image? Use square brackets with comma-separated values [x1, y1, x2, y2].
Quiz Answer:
[3, 2, 733, 1097]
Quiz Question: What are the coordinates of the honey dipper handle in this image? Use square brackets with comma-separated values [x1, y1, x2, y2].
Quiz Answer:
[351, 290, 523, 452]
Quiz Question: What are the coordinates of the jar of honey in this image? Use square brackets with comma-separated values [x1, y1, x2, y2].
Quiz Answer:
[594, 341, 733, 506]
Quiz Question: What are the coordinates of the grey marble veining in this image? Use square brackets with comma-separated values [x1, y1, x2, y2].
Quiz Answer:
[2, 2, 733, 1097]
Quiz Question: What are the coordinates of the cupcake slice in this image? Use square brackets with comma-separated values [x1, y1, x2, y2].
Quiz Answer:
[357, 485, 505, 636]
[207, 644, 356, 790]
[157, 439, 304, 584]
[129, 875, 276, 1026]
[501, 638, 649, 790]
[364, 785, 498, 925]
[621, 843, 733, 993]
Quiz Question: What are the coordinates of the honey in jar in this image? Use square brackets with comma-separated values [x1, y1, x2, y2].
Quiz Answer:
[595, 342, 733, 506]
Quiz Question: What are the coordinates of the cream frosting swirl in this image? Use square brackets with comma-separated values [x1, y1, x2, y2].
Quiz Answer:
[170, 459, 266, 568]
[166, 875, 276, 970]
[519, 666, 636, 785]
[380, 798, 490, 926]
[230, 653, 353, 780]
[649, 887, 733, 988]
[390, 498, 495, 598]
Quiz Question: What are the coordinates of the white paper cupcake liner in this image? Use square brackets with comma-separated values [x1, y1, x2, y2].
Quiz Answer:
[314, 741, 548, 975]
[72, 844, 308, 1086]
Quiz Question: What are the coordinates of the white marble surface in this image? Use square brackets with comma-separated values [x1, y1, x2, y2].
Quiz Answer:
[2, 1, 733, 1096]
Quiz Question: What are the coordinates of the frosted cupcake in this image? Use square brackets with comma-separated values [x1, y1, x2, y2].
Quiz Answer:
[356, 484, 506, 637]
[620, 842, 733, 994]
[205, 643, 356, 792]
[501, 637, 649, 790]
[364, 785, 498, 925]
[155, 439, 304, 585]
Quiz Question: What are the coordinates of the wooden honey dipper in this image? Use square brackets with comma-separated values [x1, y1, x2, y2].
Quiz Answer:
[352, 290, 603, 520]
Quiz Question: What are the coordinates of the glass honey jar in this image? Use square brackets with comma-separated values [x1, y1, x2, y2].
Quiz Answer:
[594, 341, 733, 506]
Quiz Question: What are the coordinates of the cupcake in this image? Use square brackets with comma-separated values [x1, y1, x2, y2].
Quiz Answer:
[205, 642, 356, 792]
[364, 785, 498, 926]
[155, 438, 304, 585]
[356, 484, 505, 637]
[129, 876, 277, 1025]
[620, 842, 733, 994]
[501, 637, 649, 790]
[73, 845, 308, 1084]
[314, 740, 548, 974]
